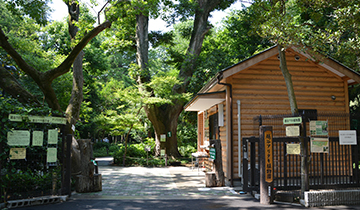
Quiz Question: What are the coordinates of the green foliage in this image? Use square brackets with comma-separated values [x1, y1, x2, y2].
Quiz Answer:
[112, 138, 167, 166]
[3, 0, 52, 26]
[2, 169, 61, 200]
[178, 144, 196, 158]
[92, 142, 120, 157]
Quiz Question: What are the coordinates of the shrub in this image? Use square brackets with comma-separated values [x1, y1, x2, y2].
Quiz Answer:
[179, 144, 197, 158]
[93, 142, 120, 157]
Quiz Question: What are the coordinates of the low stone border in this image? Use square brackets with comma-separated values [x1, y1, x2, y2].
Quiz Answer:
[301, 189, 360, 207]
[3, 195, 67, 209]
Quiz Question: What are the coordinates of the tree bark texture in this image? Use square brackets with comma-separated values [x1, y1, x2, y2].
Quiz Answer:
[65, 1, 84, 130]
[278, 45, 298, 115]
[210, 139, 225, 187]
[136, 13, 150, 85]
[74, 139, 102, 193]
[144, 103, 182, 157]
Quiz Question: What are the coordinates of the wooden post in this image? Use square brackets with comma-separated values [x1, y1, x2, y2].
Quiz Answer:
[260, 126, 274, 205]
[205, 139, 225, 187]
[242, 139, 249, 192]
[61, 134, 72, 196]
[300, 114, 309, 200]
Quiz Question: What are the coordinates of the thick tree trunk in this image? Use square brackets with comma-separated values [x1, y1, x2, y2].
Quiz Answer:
[135, 13, 150, 85]
[144, 103, 182, 157]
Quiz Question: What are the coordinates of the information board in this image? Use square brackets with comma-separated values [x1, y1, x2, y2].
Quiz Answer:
[32, 131, 44, 146]
[48, 129, 58, 144]
[7, 130, 30, 146]
[8, 114, 66, 124]
[286, 143, 301, 155]
[160, 134, 166, 142]
[10, 148, 26, 160]
[286, 126, 300, 137]
[209, 147, 216, 160]
[310, 121, 328, 136]
[283, 117, 302, 125]
[8, 114, 23, 122]
[310, 137, 329, 153]
[47, 148, 57, 163]
[339, 130, 357, 145]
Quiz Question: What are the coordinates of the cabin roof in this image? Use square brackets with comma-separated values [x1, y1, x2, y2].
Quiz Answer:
[184, 45, 360, 112]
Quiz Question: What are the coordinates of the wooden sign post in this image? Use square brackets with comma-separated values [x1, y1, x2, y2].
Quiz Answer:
[260, 126, 274, 204]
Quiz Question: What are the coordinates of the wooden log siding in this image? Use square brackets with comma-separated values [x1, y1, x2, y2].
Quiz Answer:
[230, 53, 348, 137]
[228, 51, 351, 181]
[219, 102, 228, 178]
[198, 112, 204, 152]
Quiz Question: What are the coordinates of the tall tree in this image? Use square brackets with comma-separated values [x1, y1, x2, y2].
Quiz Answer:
[135, 0, 236, 157]
[65, 1, 84, 132]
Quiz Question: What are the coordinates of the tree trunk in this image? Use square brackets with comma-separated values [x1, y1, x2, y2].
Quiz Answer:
[144, 103, 182, 157]
[65, 0, 85, 177]
[278, 45, 308, 199]
[278, 45, 298, 114]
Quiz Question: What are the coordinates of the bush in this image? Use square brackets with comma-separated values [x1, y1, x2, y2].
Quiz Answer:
[179, 144, 197, 158]
[112, 138, 176, 166]
[93, 142, 120, 157]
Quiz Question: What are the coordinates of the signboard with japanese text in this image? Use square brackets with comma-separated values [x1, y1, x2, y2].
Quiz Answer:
[209, 147, 216, 160]
[286, 126, 300, 137]
[310, 121, 328, 136]
[8, 114, 23, 122]
[339, 130, 357, 145]
[10, 148, 26, 160]
[160, 134, 166, 142]
[32, 131, 44, 146]
[8, 114, 66, 124]
[7, 130, 30, 146]
[264, 130, 273, 183]
[283, 117, 302, 125]
[48, 129, 58, 144]
[311, 137, 329, 153]
[286, 143, 301, 155]
[47, 148, 57, 163]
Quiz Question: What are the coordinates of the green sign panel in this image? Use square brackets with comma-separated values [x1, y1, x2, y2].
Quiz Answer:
[209, 147, 216, 160]
[283, 117, 302, 125]
[310, 121, 328, 136]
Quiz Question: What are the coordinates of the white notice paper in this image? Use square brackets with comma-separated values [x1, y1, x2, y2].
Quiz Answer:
[48, 129, 58, 144]
[32, 131, 44, 146]
[286, 126, 300, 137]
[339, 130, 357, 145]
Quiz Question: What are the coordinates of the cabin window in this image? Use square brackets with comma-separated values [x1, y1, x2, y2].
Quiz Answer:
[209, 113, 219, 140]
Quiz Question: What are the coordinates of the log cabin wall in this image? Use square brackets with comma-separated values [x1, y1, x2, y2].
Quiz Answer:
[197, 112, 204, 152]
[219, 102, 228, 178]
[228, 48, 350, 179]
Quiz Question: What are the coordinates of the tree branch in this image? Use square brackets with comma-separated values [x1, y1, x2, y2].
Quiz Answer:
[0, 66, 41, 106]
[0, 27, 41, 84]
[44, 20, 112, 81]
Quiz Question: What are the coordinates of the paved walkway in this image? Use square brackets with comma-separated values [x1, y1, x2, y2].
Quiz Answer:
[72, 164, 241, 200]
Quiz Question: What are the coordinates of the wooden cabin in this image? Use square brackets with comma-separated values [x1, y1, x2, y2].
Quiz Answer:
[184, 45, 360, 186]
